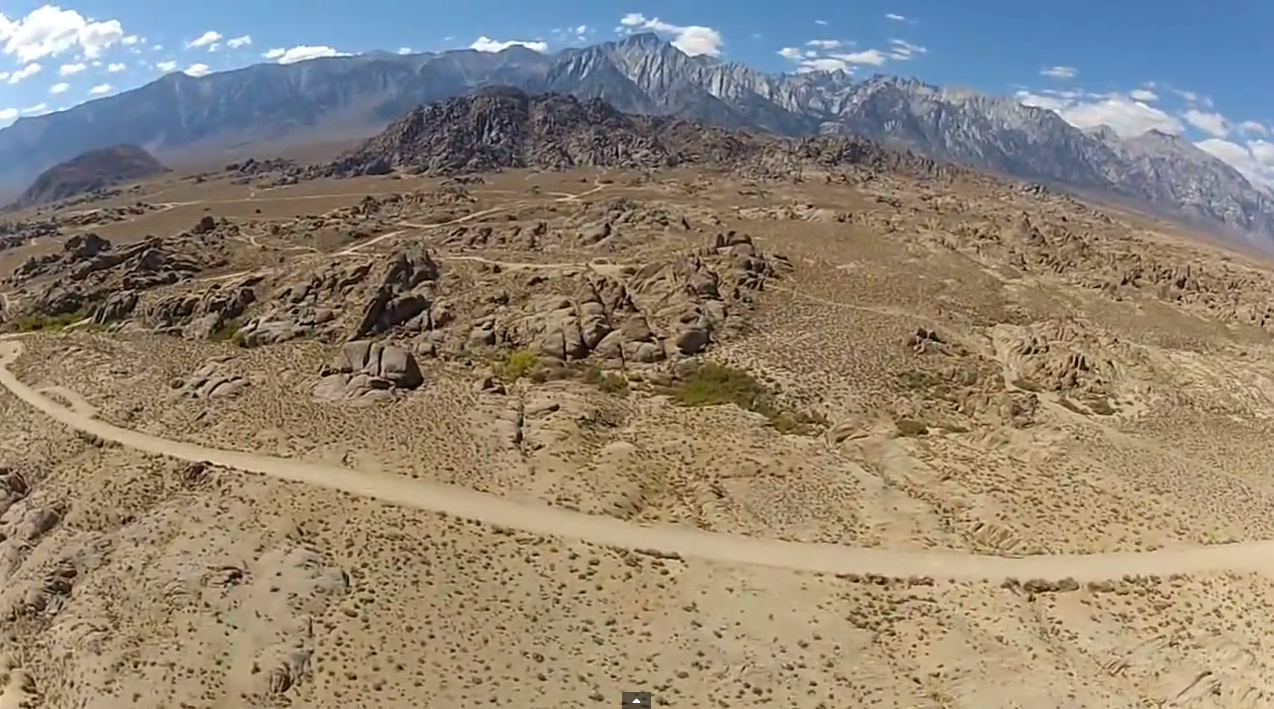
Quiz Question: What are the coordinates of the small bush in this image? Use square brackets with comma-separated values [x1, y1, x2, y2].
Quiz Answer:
[584, 365, 629, 396]
[670, 361, 823, 435]
[896, 369, 944, 391]
[1086, 397, 1116, 416]
[209, 317, 242, 342]
[895, 418, 929, 437]
[12, 311, 84, 332]
[671, 362, 768, 408]
[499, 349, 542, 381]
[598, 373, 629, 396]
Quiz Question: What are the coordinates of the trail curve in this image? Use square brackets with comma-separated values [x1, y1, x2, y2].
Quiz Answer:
[3, 337, 1273, 582]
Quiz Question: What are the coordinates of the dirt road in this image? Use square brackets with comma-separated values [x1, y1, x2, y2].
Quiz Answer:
[4, 336, 1274, 582]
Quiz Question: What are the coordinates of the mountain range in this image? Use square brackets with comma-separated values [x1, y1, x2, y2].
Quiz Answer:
[317, 86, 952, 182]
[2, 32, 1270, 244]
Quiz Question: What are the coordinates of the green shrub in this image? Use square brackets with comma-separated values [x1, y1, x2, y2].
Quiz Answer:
[11, 311, 84, 332]
[209, 317, 242, 342]
[582, 365, 629, 395]
[895, 419, 929, 437]
[671, 362, 768, 408]
[499, 349, 542, 381]
[670, 361, 823, 435]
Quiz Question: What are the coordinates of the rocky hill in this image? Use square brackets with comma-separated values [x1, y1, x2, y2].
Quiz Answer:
[0, 34, 1268, 244]
[12, 144, 168, 209]
[320, 88, 951, 180]
[323, 87, 696, 176]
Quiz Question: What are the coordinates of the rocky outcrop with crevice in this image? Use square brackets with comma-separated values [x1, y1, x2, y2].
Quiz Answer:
[312, 340, 424, 404]
[4, 228, 229, 323]
[169, 357, 251, 400]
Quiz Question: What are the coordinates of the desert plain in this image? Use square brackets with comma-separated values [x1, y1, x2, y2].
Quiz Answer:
[3, 152, 1274, 708]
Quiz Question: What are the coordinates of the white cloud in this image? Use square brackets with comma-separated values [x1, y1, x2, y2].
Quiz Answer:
[1196, 138, 1274, 187]
[469, 36, 549, 53]
[263, 45, 347, 64]
[1182, 108, 1229, 139]
[836, 49, 888, 66]
[798, 57, 851, 73]
[58, 61, 85, 75]
[226, 35, 251, 49]
[186, 30, 221, 50]
[0, 5, 125, 62]
[553, 24, 591, 42]
[156, 60, 177, 72]
[1016, 89, 1184, 136]
[48, 81, 67, 94]
[184, 62, 210, 77]
[7, 62, 40, 84]
[1040, 65, 1077, 79]
[106, 61, 125, 73]
[1174, 89, 1198, 103]
[22, 102, 45, 115]
[814, 19, 828, 25]
[1013, 90, 1070, 113]
[1066, 99, 1183, 135]
[397, 46, 412, 54]
[781, 35, 923, 73]
[1011, 83, 1274, 183]
[0, 108, 16, 122]
[887, 39, 926, 60]
[1239, 120, 1267, 136]
[619, 13, 723, 57]
[885, 13, 909, 22]
[88, 82, 110, 95]
[121, 35, 139, 46]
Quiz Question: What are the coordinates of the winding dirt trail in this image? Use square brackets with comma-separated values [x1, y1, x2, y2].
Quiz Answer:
[4, 336, 1274, 582]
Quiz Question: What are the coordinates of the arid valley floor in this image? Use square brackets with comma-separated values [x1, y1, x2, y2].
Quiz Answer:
[6, 158, 1274, 708]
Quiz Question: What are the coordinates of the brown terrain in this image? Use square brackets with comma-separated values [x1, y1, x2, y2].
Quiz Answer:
[4, 91, 1274, 707]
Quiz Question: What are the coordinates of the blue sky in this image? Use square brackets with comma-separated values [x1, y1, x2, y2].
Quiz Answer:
[0, 0, 1270, 184]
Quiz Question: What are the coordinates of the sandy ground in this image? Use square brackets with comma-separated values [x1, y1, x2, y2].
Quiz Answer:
[5, 364, 1274, 708]
[7, 164, 1274, 707]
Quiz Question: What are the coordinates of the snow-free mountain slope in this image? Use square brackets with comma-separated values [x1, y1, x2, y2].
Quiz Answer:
[0, 33, 1268, 243]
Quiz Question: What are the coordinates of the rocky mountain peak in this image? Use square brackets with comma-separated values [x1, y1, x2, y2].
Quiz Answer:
[619, 32, 666, 49]
[1082, 125, 1121, 143]
[0, 34, 1268, 245]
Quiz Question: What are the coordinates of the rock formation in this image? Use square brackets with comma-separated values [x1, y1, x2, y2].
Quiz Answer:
[13, 144, 168, 209]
